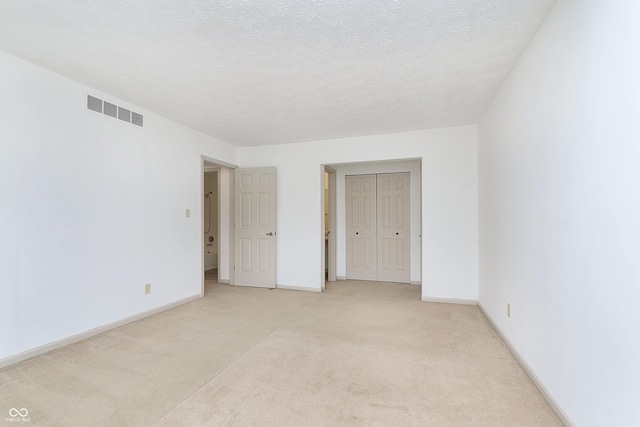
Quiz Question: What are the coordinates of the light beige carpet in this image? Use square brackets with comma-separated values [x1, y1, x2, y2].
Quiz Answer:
[0, 279, 562, 426]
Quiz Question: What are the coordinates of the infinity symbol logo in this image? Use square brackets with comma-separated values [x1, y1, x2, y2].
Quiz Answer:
[9, 408, 28, 417]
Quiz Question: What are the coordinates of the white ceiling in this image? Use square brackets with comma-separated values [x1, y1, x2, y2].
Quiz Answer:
[0, 0, 555, 147]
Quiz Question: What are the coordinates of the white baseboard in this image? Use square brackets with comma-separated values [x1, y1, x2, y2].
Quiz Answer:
[337, 276, 346, 281]
[0, 294, 202, 369]
[421, 296, 478, 305]
[218, 278, 230, 284]
[410, 281, 421, 286]
[276, 284, 322, 293]
[477, 303, 574, 427]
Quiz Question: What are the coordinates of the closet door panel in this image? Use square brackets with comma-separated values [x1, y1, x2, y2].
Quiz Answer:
[360, 175, 378, 280]
[392, 173, 411, 283]
[377, 174, 395, 282]
[346, 176, 362, 279]
[346, 175, 377, 280]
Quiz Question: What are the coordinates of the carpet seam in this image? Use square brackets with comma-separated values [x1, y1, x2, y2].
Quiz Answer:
[219, 351, 290, 426]
[150, 328, 278, 425]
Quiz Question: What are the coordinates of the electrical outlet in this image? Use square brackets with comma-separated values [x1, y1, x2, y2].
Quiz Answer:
[185, 208, 190, 218]
[507, 303, 511, 318]
[145, 283, 151, 294]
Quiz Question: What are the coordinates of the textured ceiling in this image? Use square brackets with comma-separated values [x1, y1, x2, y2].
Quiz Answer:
[0, 0, 556, 146]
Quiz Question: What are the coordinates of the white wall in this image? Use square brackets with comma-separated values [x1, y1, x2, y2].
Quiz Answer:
[334, 160, 421, 283]
[238, 126, 478, 301]
[478, 1, 640, 425]
[0, 51, 237, 363]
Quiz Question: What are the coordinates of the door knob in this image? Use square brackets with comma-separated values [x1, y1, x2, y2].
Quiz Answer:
[266, 232, 275, 236]
[356, 232, 359, 235]
[396, 232, 399, 235]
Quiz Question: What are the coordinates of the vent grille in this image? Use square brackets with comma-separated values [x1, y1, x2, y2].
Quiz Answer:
[88, 95, 143, 127]
[103, 101, 117, 118]
[118, 107, 131, 122]
[87, 95, 102, 113]
[131, 112, 144, 127]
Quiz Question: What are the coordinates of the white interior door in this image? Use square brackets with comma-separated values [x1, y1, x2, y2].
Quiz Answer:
[388, 173, 411, 283]
[346, 175, 377, 280]
[377, 174, 395, 282]
[234, 167, 276, 288]
[346, 176, 361, 279]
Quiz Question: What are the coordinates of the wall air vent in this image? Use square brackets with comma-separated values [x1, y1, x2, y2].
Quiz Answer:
[104, 101, 117, 118]
[118, 107, 131, 122]
[87, 95, 143, 127]
[131, 112, 144, 127]
[87, 95, 102, 113]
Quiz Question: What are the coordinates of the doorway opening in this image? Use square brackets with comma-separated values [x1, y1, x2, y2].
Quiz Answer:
[323, 166, 337, 289]
[201, 157, 235, 295]
[203, 167, 219, 283]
